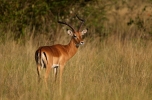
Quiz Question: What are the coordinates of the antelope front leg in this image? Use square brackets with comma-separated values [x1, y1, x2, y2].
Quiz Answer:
[53, 67, 58, 82]
[59, 64, 64, 95]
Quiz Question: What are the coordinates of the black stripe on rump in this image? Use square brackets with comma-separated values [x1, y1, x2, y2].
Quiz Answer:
[42, 59, 46, 68]
[43, 52, 48, 64]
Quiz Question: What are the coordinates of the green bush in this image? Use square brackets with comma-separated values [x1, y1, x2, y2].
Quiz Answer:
[0, 0, 94, 39]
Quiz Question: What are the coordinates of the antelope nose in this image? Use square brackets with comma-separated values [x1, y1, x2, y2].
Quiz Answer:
[80, 41, 84, 44]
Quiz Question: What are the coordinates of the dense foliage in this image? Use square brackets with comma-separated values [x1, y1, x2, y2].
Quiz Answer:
[0, 0, 96, 38]
[0, 0, 152, 40]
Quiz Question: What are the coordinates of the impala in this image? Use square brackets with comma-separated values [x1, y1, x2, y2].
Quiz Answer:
[35, 15, 88, 89]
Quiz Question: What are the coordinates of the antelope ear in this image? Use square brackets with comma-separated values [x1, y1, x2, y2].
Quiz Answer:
[81, 29, 88, 35]
[67, 29, 73, 36]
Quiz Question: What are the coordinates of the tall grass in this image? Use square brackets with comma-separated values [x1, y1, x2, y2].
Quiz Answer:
[0, 30, 152, 100]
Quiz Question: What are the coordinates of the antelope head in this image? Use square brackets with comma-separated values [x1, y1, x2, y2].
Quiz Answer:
[58, 15, 88, 47]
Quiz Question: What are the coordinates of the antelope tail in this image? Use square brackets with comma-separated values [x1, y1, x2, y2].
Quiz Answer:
[35, 49, 48, 68]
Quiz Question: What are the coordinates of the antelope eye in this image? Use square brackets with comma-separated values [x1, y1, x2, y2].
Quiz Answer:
[73, 35, 77, 38]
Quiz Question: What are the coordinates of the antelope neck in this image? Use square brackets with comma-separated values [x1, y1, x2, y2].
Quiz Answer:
[66, 38, 78, 57]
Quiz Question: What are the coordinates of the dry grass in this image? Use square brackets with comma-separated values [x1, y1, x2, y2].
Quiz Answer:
[0, 1, 152, 99]
[0, 32, 152, 100]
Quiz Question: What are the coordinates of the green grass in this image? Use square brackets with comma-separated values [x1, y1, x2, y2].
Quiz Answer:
[0, 34, 152, 100]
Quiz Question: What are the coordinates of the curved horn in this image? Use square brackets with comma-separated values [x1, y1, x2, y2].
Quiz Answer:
[76, 15, 85, 31]
[58, 21, 75, 32]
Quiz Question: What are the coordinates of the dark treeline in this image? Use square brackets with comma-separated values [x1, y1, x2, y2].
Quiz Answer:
[0, 0, 152, 41]
[0, 0, 103, 39]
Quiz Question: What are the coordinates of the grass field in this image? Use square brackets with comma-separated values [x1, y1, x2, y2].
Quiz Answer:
[0, 32, 152, 100]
